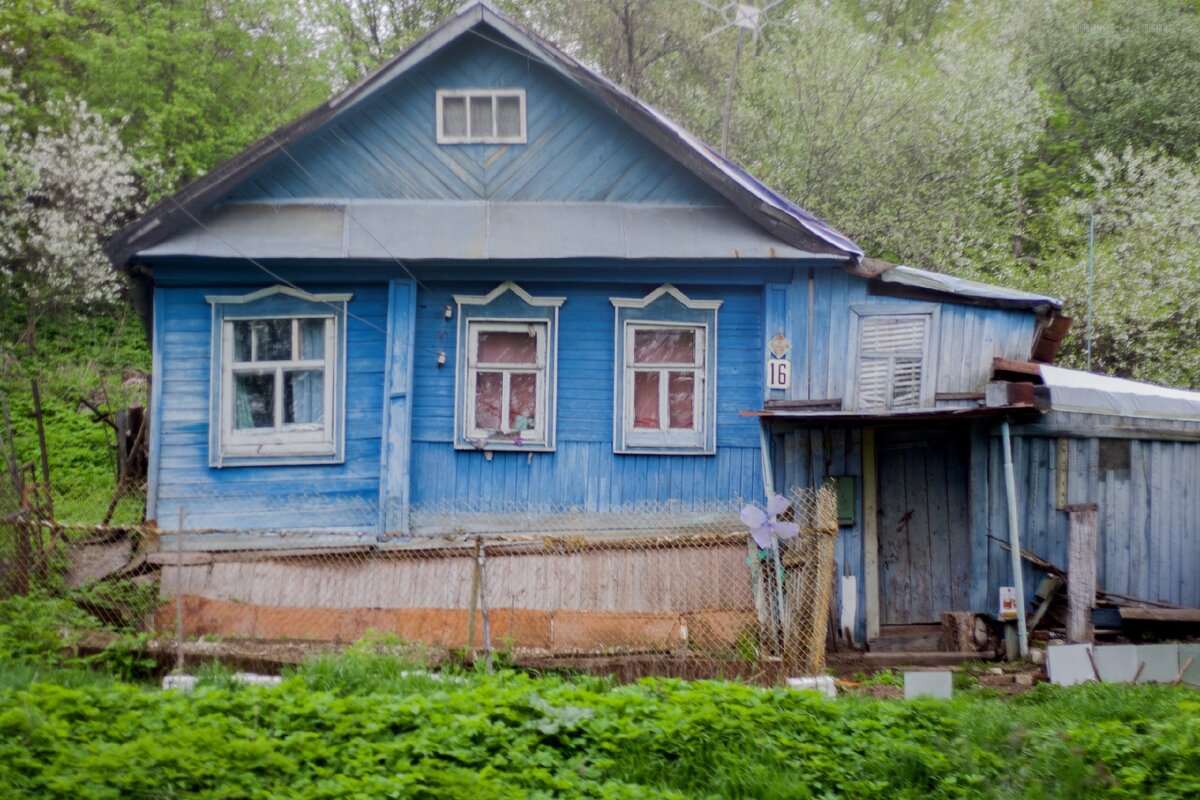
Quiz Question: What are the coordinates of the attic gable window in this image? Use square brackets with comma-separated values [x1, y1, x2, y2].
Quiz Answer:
[847, 305, 939, 412]
[437, 89, 526, 144]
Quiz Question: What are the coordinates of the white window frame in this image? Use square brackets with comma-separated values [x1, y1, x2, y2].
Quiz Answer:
[845, 305, 940, 412]
[220, 315, 338, 458]
[436, 88, 527, 144]
[622, 321, 707, 450]
[464, 320, 549, 444]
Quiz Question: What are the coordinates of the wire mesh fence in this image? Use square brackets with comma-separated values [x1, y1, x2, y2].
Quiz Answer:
[1, 478, 839, 679]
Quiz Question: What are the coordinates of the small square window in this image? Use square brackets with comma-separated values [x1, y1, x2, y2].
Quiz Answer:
[848, 307, 938, 411]
[437, 89, 526, 144]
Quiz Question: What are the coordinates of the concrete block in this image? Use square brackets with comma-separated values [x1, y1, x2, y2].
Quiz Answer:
[233, 672, 283, 688]
[1047, 643, 1095, 686]
[904, 671, 953, 700]
[162, 674, 197, 692]
[1134, 644, 1180, 684]
[1178, 644, 1200, 686]
[786, 675, 837, 698]
[1093, 645, 1139, 683]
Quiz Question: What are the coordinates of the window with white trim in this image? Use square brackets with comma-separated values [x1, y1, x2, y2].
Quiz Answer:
[611, 285, 720, 455]
[453, 282, 563, 451]
[465, 321, 548, 444]
[624, 323, 706, 449]
[848, 306, 938, 411]
[437, 89, 526, 144]
[207, 286, 348, 466]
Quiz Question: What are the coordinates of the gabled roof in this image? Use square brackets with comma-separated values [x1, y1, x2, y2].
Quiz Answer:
[105, 0, 862, 267]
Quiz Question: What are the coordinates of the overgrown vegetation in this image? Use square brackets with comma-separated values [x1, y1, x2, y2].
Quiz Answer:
[1, 645, 1199, 798]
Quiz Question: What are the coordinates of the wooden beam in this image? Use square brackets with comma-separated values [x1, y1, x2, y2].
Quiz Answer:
[993, 357, 1042, 377]
[1118, 607, 1200, 623]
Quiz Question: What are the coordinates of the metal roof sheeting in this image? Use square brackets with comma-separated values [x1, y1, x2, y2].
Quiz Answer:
[1040, 365, 1200, 422]
[138, 201, 832, 262]
[879, 265, 1063, 311]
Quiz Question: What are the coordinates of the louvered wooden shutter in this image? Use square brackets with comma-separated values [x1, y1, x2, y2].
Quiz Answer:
[856, 315, 928, 410]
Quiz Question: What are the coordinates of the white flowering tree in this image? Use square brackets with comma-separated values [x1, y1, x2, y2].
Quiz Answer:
[0, 75, 144, 526]
[1025, 148, 1200, 387]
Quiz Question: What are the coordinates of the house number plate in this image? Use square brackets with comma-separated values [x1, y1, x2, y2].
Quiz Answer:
[767, 358, 790, 390]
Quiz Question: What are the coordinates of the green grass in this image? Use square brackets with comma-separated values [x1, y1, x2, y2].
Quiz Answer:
[0, 645, 1198, 799]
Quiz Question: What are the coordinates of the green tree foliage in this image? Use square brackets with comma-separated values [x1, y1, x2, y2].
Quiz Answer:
[0, 0, 332, 195]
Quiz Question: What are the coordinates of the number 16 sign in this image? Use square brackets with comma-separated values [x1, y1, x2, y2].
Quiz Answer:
[767, 358, 790, 390]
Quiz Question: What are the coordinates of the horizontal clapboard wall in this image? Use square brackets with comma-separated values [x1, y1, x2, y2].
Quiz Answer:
[153, 285, 388, 532]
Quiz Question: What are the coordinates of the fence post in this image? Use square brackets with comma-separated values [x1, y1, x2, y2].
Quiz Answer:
[477, 540, 493, 673]
[175, 506, 185, 673]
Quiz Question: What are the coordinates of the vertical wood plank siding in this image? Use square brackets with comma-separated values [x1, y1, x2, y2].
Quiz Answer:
[763, 269, 1039, 404]
[224, 36, 726, 207]
[986, 412, 1200, 610]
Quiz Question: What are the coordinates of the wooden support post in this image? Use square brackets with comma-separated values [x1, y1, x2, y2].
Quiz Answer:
[1065, 503, 1098, 643]
[862, 428, 879, 642]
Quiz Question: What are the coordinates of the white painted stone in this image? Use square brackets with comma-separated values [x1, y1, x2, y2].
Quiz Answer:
[904, 671, 952, 700]
[1093, 645, 1139, 683]
[1133, 644, 1179, 684]
[1047, 643, 1095, 686]
[162, 674, 198, 692]
[233, 672, 284, 687]
[787, 675, 837, 698]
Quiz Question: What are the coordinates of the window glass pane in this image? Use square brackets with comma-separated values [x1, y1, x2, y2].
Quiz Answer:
[442, 96, 467, 137]
[469, 95, 494, 138]
[477, 329, 538, 364]
[233, 321, 253, 362]
[509, 373, 537, 431]
[284, 369, 324, 425]
[634, 329, 696, 365]
[632, 371, 660, 429]
[474, 371, 502, 431]
[667, 371, 695, 429]
[299, 318, 325, 360]
[234, 372, 275, 429]
[496, 95, 521, 137]
[254, 319, 291, 361]
[891, 357, 923, 408]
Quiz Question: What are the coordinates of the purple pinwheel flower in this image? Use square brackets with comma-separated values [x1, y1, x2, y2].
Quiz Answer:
[740, 494, 801, 549]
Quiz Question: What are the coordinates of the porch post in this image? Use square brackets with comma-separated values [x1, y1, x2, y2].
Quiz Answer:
[862, 427, 879, 641]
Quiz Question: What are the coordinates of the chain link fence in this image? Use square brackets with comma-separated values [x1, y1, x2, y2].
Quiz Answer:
[2, 475, 839, 679]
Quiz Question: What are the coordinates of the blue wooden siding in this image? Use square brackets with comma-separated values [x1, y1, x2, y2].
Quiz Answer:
[770, 426, 866, 641]
[153, 284, 388, 531]
[764, 268, 1039, 403]
[225, 35, 727, 207]
[409, 279, 764, 510]
[988, 414, 1200, 609]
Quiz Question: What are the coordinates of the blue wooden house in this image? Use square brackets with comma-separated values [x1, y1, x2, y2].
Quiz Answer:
[107, 2, 1195, 652]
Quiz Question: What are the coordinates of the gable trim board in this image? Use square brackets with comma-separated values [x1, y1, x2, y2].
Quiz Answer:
[106, 2, 861, 270]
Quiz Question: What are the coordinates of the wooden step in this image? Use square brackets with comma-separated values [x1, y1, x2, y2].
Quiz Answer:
[864, 651, 998, 668]
[871, 624, 945, 653]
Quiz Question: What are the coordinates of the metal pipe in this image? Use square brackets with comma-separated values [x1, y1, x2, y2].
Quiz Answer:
[1001, 421, 1029, 659]
[1086, 208, 1095, 372]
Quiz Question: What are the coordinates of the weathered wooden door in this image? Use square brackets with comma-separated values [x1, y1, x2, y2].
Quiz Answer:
[876, 429, 971, 625]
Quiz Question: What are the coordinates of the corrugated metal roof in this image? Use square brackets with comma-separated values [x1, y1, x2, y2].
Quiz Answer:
[139, 201, 831, 261]
[107, 0, 861, 267]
